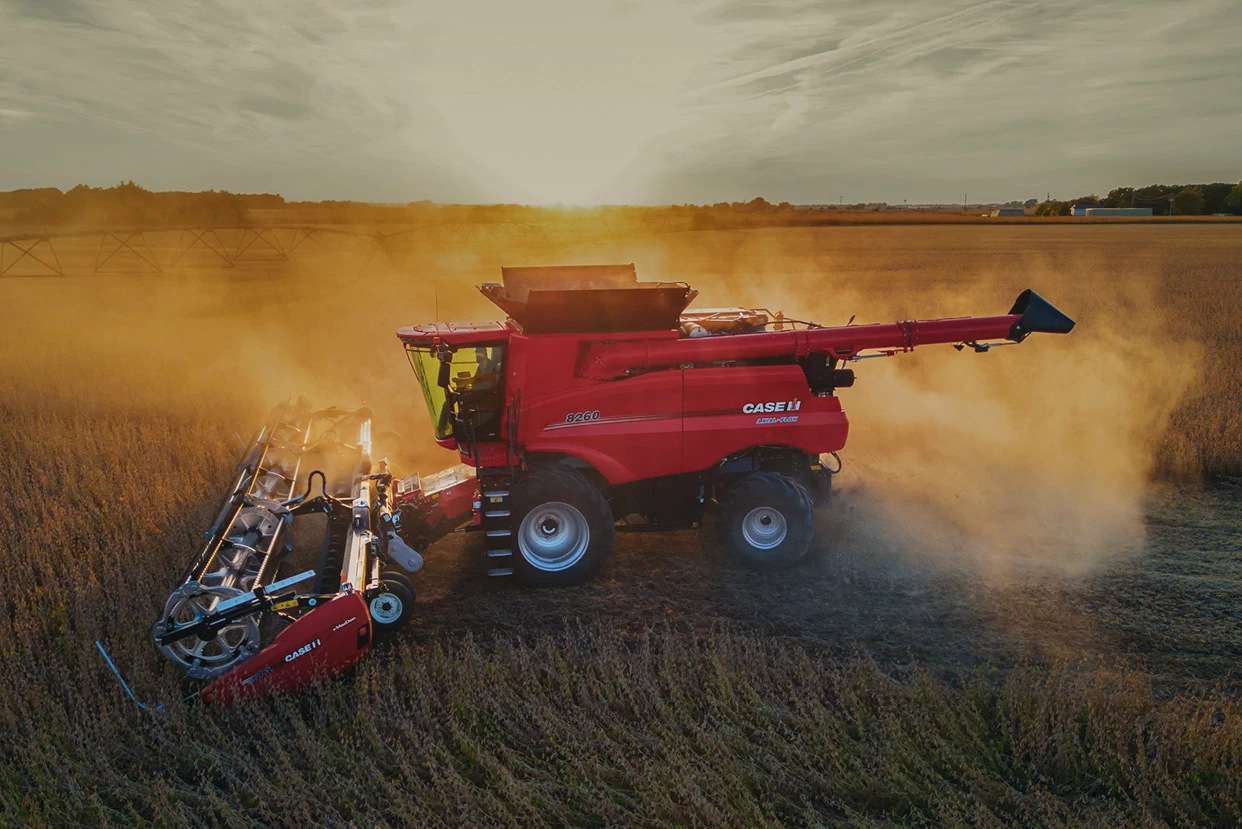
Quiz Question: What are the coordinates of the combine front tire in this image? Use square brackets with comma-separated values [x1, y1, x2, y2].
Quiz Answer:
[719, 471, 814, 570]
[512, 467, 613, 587]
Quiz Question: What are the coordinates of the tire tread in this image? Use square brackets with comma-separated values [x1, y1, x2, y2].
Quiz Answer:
[511, 466, 613, 586]
[719, 471, 814, 569]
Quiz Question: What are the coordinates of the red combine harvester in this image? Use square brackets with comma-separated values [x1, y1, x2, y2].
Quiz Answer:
[132, 264, 1073, 702]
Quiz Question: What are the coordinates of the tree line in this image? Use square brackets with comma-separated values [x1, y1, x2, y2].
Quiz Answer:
[1035, 181, 1242, 216]
[0, 182, 285, 228]
[4, 181, 1240, 227]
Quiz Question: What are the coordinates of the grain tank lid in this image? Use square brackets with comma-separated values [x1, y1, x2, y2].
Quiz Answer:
[480, 263, 698, 333]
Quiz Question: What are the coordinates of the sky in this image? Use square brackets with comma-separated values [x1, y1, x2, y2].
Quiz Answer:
[1, 0, 1240, 205]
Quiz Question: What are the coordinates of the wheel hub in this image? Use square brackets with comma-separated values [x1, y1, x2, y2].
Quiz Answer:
[369, 592, 404, 625]
[518, 501, 590, 572]
[741, 506, 788, 550]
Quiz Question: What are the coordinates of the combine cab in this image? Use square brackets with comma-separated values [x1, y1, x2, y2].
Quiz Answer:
[136, 262, 1074, 701]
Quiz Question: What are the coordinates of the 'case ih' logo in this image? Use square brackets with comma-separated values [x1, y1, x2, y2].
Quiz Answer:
[284, 639, 321, 663]
[742, 400, 802, 414]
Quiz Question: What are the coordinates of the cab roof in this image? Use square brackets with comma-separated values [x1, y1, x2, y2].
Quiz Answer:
[396, 321, 509, 347]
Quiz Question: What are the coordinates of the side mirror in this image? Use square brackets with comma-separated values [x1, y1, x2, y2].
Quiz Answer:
[437, 356, 451, 388]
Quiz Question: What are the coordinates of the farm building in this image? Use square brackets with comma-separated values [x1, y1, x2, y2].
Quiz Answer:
[1084, 207, 1153, 217]
[990, 207, 1025, 217]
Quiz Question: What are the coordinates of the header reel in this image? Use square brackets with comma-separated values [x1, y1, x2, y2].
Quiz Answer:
[130, 403, 448, 700]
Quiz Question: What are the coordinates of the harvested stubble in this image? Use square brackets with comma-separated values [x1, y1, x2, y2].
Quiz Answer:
[3, 220, 1242, 827]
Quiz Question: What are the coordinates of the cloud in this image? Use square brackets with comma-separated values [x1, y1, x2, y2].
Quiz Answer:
[638, 0, 1242, 203]
[0, 0, 1239, 203]
[0, 0, 480, 200]
[0, 107, 36, 125]
[12, 0, 100, 28]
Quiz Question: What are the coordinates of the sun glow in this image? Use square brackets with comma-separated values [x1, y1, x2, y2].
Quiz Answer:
[405, 2, 715, 205]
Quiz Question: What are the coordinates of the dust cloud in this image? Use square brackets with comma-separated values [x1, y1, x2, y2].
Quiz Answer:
[653, 228, 1203, 581]
[0, 222, 1204, 583]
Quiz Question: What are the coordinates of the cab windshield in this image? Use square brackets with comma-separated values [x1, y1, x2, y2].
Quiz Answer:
[405, 344, 505, 441]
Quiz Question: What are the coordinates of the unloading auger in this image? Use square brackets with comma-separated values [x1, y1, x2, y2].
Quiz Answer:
[104, 264, 1074, 704]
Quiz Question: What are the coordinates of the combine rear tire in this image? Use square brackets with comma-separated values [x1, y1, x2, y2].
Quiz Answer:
[368, 571, 414, 634]
[719, 471, 814, 570]
[512, 467, 613, 587]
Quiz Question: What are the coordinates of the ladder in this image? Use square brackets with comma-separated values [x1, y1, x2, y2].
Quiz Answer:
[479, 474, 514, 577]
